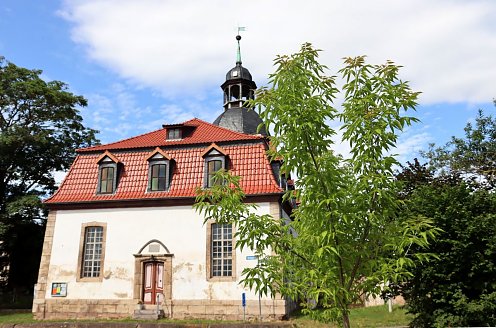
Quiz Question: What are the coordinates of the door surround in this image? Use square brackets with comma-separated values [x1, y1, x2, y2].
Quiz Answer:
[133, 240, 173, 303]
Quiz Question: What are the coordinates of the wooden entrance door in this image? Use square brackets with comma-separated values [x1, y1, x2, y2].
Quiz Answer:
[143, 261, 164, 304]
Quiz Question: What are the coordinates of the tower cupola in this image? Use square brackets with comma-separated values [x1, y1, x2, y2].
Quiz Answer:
[213, 34, 267, 136]
[221, 35, 257, 110]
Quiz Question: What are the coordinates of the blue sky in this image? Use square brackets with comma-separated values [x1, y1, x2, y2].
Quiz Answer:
[1, 0, 495, 168]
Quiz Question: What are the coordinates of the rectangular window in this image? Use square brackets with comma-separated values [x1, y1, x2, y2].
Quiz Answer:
[81, 226, 104, 278]
[99, 166, 114, 193]
[211, 223, 232, 277]
[207, 160, 223, 187]
[150, 163, 167, 191]
[167, 128, 181, 140]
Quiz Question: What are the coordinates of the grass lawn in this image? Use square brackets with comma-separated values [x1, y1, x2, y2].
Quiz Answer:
[0, 305, 412, 327]
[291, 305, 412, 327]
[0, 312, 34, 324]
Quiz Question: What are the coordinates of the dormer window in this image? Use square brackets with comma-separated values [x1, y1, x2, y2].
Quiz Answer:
[162, 122, 198, 141]
[99, 166, 115, 193]
[146, 148, 172, 192]
[167, 128, 181, 140]
[150, 162, 167, 191]
[96, 151, 120, 194]
[207, 159, 223, 187]
[202, 144, 228, 188]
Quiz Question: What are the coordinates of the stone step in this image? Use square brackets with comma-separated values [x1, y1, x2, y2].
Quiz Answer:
[132, 309, 165, 320]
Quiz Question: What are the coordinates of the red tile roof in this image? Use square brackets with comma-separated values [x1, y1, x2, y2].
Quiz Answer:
[47, 120, 282, 204]
[78, 118, 264, 153]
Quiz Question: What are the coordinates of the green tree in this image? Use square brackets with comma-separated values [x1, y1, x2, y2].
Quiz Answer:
[397, 109, 496, 327]
[195, 44, 438, 327]
[423, 105, 496, 189]
[0, 57, 98, 298]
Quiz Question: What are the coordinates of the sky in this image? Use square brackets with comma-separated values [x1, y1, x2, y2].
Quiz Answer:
[1, 0, 495, 172]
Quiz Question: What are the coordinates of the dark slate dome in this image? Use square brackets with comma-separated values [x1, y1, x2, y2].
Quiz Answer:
[213, 107, 267, 136]
[225, 62, 253, 81]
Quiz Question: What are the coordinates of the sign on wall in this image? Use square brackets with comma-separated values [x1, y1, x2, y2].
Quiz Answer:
[51, 282, 67, 297]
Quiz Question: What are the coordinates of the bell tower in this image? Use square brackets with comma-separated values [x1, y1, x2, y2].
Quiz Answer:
[213, 35, 267, 136]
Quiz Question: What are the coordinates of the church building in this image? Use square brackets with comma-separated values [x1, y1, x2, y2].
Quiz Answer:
[32, 36, 294, 320]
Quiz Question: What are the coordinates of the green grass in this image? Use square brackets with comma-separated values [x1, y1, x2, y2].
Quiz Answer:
[291, 305, 412, 327]
[0, 305, 412, 327]
[0, 312, 34, 324]
[0, 313, 247, 325]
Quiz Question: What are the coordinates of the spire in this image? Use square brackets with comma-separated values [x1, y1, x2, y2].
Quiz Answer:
[235, 26, 245, 65]
[236, 35, 242, 65]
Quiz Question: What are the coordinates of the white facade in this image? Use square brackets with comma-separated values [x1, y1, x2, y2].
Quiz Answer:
[46, 203, 273, 303]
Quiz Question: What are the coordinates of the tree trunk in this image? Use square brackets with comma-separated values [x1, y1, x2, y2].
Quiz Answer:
[342, 313, 350, 328]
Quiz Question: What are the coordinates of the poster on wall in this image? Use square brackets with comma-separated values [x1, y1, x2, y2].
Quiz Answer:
[51, 282, 67, 297]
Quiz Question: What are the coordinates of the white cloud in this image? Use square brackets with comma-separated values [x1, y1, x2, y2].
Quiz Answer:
[53, 170, 68, 186]
[59, 0, 496, 104]
[396, 131, 433, 163]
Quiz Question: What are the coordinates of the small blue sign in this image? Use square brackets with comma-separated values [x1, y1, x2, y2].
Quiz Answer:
[242, 292, 246, 307]
[246, 255, 258, 260]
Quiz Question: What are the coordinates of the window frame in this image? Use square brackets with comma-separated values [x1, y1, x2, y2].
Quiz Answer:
[167, 128, 182, 140]
[204, 156, 226, 188]
[206, 220, 236, 281]
[97, 161, 118, 194]
[77, 222, 107, 282]
[147, 158, 171, 192]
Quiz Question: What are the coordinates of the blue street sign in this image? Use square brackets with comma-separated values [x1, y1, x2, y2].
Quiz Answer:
[246, 255, 258, 260]
[242, 292, 246, 307]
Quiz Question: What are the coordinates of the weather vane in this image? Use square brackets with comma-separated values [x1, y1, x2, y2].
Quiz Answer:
[236, 26, 246, 64]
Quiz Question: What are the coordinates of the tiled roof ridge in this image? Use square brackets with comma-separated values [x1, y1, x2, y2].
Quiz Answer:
[76, 139, 267, 157]
[77, 127, 164, 153]
[187, 117, 265, 140]
[78, 117, 265, 153]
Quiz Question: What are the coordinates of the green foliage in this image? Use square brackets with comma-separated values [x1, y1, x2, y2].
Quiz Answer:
[399, 178, 496, 327]
[0, 57, 98, 294]
[422, 108, 496, 189]
[398, 109, 496, 327]
[195, 44, 438, 327]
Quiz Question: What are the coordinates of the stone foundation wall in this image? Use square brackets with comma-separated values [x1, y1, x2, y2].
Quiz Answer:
[33, 298, 289, 321]
[33, 299, 135, 320]
[170, 299, 287, 321]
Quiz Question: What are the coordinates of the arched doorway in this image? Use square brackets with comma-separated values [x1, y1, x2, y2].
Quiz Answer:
[133, 240, 173, 305]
